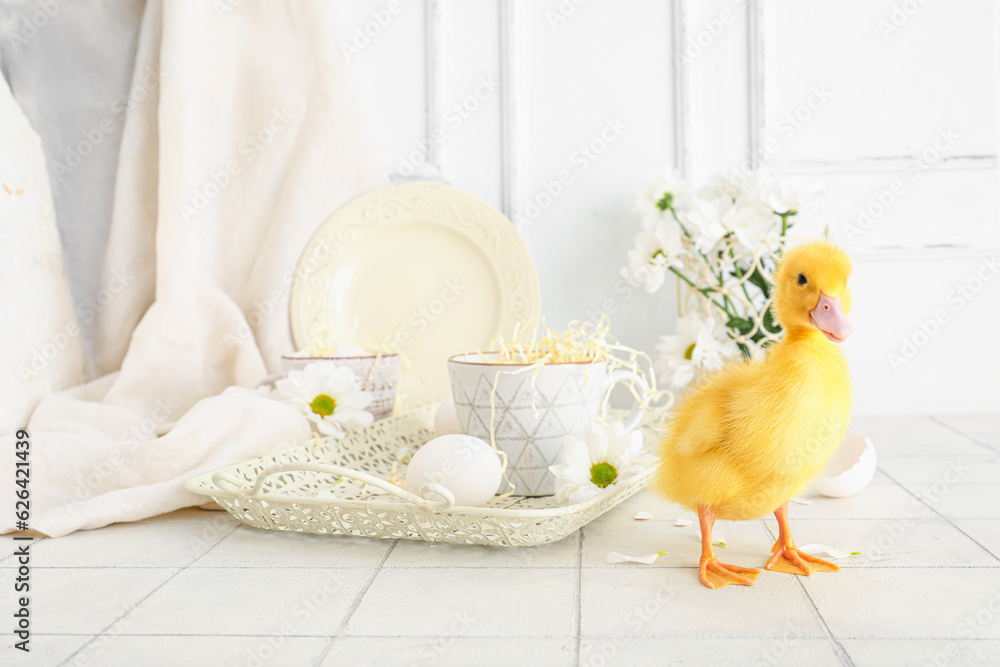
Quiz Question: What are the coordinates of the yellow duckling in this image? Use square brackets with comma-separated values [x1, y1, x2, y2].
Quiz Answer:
[654, 240, 853, 589]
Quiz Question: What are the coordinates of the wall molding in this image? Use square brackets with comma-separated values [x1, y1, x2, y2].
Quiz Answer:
[423, 0, 442, 170]
[498, 0, 516, 219]
[747, 0, 765, 163]
[744, 1, 997, 177]
[775, 154, 998, 174]
[852, 244, 999, 262]
[671, 0, 691, 177]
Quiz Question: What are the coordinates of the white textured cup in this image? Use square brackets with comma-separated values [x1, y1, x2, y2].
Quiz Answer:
[447, 353, 648, 497]
[280, 354, 400, 420]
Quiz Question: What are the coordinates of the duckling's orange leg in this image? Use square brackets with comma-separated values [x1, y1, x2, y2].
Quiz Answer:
[697, 505, 760, 589]
[765, 501, 839, 576]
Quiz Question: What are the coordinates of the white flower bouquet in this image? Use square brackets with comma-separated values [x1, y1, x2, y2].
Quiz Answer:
[623, 169, 823, 391]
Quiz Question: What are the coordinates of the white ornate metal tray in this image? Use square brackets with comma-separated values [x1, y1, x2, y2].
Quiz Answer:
[185, 405, 654, 547]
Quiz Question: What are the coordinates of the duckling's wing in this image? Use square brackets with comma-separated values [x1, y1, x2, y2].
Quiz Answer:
[665, 361, 760, 459]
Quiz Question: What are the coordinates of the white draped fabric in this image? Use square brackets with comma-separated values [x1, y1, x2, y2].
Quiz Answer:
[0, 0, 380, 536]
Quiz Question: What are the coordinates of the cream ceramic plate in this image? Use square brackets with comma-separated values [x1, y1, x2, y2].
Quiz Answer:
[290, 183, 541, 407]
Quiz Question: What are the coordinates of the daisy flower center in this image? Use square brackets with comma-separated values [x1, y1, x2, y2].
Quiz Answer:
[310, 393, 337, 417]
[684, 343, 696, 361]
[589, 462, 618, 488]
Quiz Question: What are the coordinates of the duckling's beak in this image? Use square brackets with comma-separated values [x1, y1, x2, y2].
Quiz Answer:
[810, 293, 852, 343]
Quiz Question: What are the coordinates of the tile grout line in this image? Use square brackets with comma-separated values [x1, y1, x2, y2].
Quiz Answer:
[572, 529, 583, 666]
[310, 539, 398, 667]
[10, 563, 1000, 571]
[860, 453, 999, 458]
[929, 416, 1000, 455]
[27, 631, 1000, 641]
[55, 521, 240, 666]
[0, 535, 47, 566]
[878, 467, 1000, 565]
[880, 446, 1000, 563]
[794, 578, 858, 667]
[760, 521, 857, 667]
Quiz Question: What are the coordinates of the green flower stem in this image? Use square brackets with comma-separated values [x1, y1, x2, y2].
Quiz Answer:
[731, 261, 757, 311]
[663, 203, 779, 325]
[668, 207, 693, 239]
[669, 267, 734, 318]
[717, 272, 737, 314]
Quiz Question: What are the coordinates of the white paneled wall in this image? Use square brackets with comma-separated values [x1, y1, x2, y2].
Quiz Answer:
[339, 0, 1000, 415]
[752, 0, 1000, 416]
[512, 0, 677, 355]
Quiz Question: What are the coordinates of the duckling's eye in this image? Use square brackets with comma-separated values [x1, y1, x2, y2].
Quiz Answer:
[797, 273, 807, 285]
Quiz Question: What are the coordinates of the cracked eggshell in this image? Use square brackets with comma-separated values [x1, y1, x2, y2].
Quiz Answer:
[811, 431, 876, 498]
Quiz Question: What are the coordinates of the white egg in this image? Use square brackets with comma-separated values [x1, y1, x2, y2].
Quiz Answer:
[333, 346, 368, 357]
[434, 396, 461, 436]
[811, 431, 877, 498]
[406, 434, 502, 507]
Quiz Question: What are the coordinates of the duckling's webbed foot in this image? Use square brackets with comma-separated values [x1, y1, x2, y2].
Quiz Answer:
[697, 505, 761, 589]
[700, 557, 761, 589]
[765, 501, 839, 576]
[765, 544, 839, 576]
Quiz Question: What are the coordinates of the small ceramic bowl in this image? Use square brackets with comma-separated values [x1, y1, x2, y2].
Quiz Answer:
[281, 353, 400, 420]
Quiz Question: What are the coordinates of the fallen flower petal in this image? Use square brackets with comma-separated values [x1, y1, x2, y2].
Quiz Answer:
[607, 551, 668, 565]
[798, 544, 860, 559]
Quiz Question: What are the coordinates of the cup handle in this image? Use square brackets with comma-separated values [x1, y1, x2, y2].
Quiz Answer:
[606, 369, 649, 432]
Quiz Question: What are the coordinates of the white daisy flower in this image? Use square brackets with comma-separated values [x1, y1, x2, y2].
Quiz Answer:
[272, 362, 374, 438]
[654, 311, 735, 390]
[679, 199, 730, 255]
[697, 173, 743, 203]
[742, 169, 824, 217]
[621, 262, 663, 294]
[621, 222, 685, 293]
[549, 422, 657, 505]
[636, 170, 692, 229]
[721, 202, 782, 267]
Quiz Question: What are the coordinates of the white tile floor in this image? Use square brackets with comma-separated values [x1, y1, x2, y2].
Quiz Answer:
[3, 415, 1000, 667]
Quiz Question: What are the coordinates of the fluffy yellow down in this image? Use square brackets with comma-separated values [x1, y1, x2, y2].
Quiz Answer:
[654, 241, 853, 520]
